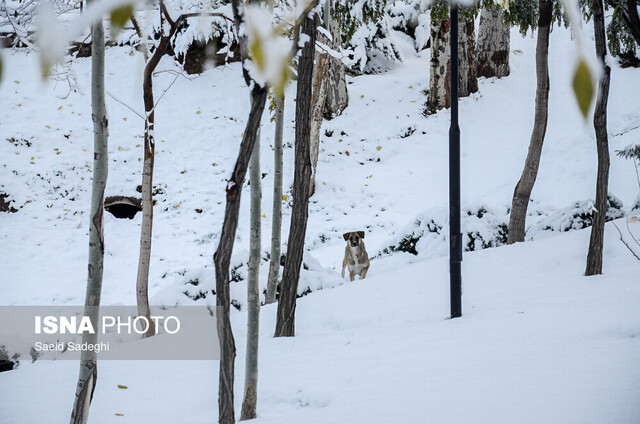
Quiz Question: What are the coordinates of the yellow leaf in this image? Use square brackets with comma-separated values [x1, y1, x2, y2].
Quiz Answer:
[110, 5, 134, 38]
[123, 117, 127, 121]
[282, 195, 288, 201]
[196, 110, 201, 115]
[261, 213, 266, 218]
[115, 413, 124, 416]
[376, 146, 382, 151]
[572, 59, 594, 119]
[249, 37, 265, 72]
[345, 151, 350, 156]
[117, 384, 128, 389]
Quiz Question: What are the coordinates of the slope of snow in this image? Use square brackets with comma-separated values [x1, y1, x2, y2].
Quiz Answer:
[0, 21, 639, 423]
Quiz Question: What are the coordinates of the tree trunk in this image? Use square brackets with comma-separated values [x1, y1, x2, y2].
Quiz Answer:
[621, 0, 640, 47]
[265, 94, 284, 305]
[70, 13, 108, 424]
[275, 14, 316, 338]
[323, 0, 348, 119]
[214, 86, 267, 424]
[240, 127, 261, 421]
[309, 37, 330, 197]
[427, 16, 451, 112]
[585, 0, 611, 276]
[427, 12, 478, 111]
[477, 5, 510, 78]
[459, 17, 478, 96]
[507, 0, 552, 244]
[135, 32, 172, 338]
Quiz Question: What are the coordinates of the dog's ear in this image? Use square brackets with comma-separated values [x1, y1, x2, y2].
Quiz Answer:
[343, 232, 350, 241]
[357, 231, 365, 239]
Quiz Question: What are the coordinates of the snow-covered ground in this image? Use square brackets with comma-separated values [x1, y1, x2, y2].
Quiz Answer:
[1, 21, 639, 423]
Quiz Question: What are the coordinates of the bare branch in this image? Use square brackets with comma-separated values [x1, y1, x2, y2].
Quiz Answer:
[612, 221, 640, 261]
[106, 90, 145, 120]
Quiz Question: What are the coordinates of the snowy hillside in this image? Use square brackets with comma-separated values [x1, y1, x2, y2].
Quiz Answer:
[1, 17, 640, 424]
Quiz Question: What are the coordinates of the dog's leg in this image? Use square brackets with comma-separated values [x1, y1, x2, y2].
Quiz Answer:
[349, 271, 355, 281]
[360, 265, 369, 280]
[341, 258, 346, 279]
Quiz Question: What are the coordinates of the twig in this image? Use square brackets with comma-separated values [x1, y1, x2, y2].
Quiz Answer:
[153, 68, 183, 109]
[106, 90, 145, 120]
[625, 216, 640, 249]
[612, 221, 640, 261]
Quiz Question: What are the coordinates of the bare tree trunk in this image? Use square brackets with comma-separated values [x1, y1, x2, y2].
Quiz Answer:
[323, 0, 348, 119]
[135, 32, 173, 338]
[275, 14, 317, 338]
[265, 94, 284, 305]
[309, 39, 330, 197]
[586, 0, 611, 276]
[214, 86, 267, 424]
[477, 5, 510, 78]
[70, 13, 108, 424]
[240, 128, 261, 421]
[427, 12, 478, 111]
[507, 0, 552, 244]
[428, 16, 451, 111]
[459, 17, 478, 96]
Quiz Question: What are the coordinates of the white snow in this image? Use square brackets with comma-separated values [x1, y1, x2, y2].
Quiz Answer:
[1, 19, 639, 424]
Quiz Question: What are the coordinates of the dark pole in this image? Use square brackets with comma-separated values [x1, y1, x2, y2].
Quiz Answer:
[449, 4, 462, 318]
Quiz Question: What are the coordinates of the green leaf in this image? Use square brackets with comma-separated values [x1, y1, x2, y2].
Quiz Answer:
[110, 5, 134, 38]
[572, 60, 594, 119]
[117, 384, 128, 389]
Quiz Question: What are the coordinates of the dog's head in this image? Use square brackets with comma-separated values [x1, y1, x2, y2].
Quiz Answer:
[343, 231, 365, 248]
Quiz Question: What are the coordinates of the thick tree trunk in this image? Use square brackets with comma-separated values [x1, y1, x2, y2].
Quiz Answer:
[507, 0, 552, 244]
[477, 5, 510, 78]
[585, 0, 611, 276]
[275, 15, 316, 338]
[70, 14, 108, 424]
[265, 94, 284, 305]
[214, 86, 267, 424]
[460, 17, 478, 96]
[621, 0, 640, 47]
[240, 131, 261, 420]
[428, 16, 451, 111]
[427, 13, 478, 111]
[323, 0, 348, 119]
[309, 41, 330, 197]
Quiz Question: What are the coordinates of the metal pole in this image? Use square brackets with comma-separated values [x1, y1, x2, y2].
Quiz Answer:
[449, 4, 462, 319]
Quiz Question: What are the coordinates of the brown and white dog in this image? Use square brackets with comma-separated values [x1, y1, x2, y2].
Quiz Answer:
[341, 231, 370, 281]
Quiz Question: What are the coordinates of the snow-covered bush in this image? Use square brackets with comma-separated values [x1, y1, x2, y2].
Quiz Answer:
[336, 0, 402, 73]
[532, 195, 625, 233]
[378, 204, 510, 258]
[616, 144, 640, 211]
[386, 0, 430, 50]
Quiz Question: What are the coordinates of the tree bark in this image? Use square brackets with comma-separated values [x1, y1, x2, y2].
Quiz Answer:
[323, 0, 348, 119]
[621, 0, 640, 47]
[135, 33, 172, 340]
[427, 12, 478, 111]
[240, 127, 261, 421]
[309, 37, 330, 197]
[265, 94, 284, 305]
[214, 86, 267, 424]
[275, 14, 317, 338]
[477, 5, 510, 78]
[507, 0, 552, 244]
[70, 12, 108, 424]
[585, 0, 611, 276]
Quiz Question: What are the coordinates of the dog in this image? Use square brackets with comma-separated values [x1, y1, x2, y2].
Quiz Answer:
[341, 231, 370, 281]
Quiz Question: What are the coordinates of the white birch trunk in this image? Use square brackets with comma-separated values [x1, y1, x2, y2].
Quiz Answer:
[477, 5, 510, 78]
[265, 94, 284, 305]
[70, 13, 108, 424]
[323, 0, 348, 119]
[240, 130, 261, 420]
[309, 46, 329, 197]
[428, 13, 478, 111]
